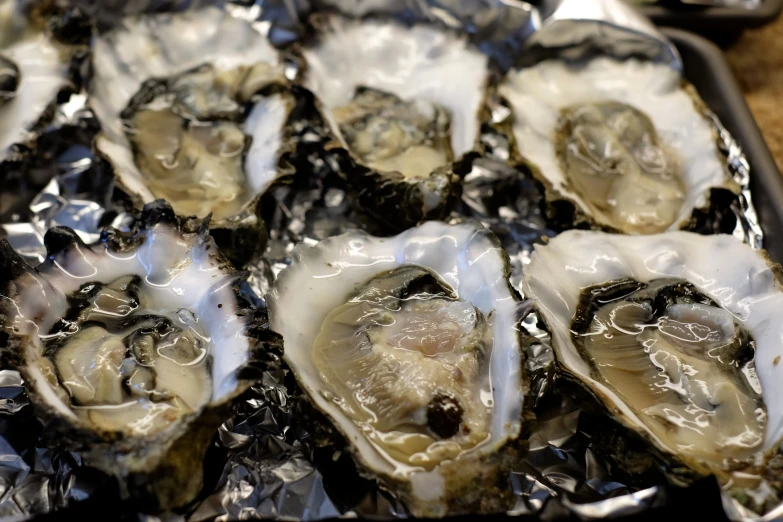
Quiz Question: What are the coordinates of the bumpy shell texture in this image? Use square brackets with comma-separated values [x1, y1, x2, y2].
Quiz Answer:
[0, 200, 282, 509]
[523, 230, 783, 479]
[499, 58, 736, 234]
[301, 15, 489, 231]
[90, 6, 305, 266]
[267, 221, 525, 517]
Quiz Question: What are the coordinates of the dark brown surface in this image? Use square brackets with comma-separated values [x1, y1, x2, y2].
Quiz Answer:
[726, 17, 783, 172]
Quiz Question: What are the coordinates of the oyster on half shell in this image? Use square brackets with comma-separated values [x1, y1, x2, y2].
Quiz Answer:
[0, 201, 282, 509]
[523, 230, 783, 513]
[267, 221, 526, 517]
[91, 7, 310, 266]
[498, 57, 737, 234]
[0, 0, 73, 163]
[301, 14, 489, 231]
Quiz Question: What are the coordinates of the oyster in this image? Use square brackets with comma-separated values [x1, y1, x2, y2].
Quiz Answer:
[91, 7, 303, 266]
[0, 201, 282, 509]
[267, 221, 526, 517]
[523, 230, 783, 511]
[498, 57, 737, 234]
[301, 15, 489, 230]
[0, 0, 72, 163]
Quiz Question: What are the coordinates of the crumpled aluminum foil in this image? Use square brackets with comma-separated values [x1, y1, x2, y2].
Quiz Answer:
[711, 114, 764, 249]
[0, 0, 768, 521]
[525, 0, 682, 67]
[0, 94, 134, 266]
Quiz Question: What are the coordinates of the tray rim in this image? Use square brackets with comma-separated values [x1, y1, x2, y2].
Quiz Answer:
[24, 28, 783, 522]
[640, 0, 783, 32]
[662, 27, 783, 260]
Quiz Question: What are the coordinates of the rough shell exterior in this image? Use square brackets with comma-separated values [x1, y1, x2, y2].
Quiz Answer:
[0, 201, 283, 509]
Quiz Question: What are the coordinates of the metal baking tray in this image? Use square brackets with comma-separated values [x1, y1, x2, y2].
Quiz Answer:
[27, 28, 783, 522]
[663, 28, 783, 263]
[640, 0, 783, 40]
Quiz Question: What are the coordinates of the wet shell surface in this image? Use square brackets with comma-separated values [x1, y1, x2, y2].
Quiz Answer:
[0, 0, 777, 519]
[0, 0, 71, 162]
[499, 58, 736, 234]
[267, 221, 525, 517]
[523, 230, 783, 506]
[90, 6, 300, 265]
[301, 15, 489, 229]
[0, 201, 281, 509]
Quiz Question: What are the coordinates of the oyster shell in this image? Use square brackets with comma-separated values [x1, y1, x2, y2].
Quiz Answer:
[523, 230, 783, 511]
[0, 0, 73, 163]
[301, 14, 489, 230]
[0, 201, 282, 509]
[267, 221, 526, 517]
[498, 57, 737, 234]
[90, 7, 303, 266]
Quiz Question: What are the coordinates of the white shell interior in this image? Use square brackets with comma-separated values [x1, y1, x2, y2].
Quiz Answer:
[498, 58, 729, 231]
[11, 224, 250, 425]
[301, 17, 488, 158]
[267, 222, 522, 500]
[90, 7, 287, 216]
[522, 230, 783, 453]
[0, 2, 69, 161]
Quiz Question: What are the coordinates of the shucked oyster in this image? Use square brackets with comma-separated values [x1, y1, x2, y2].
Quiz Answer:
[0, 201, 281, 509]
[267, 222, 525, 517]
[91, 7, 304, 266]
[498, 58, 737, 234]
[0, 0, 72, 163]
[301, 15, 489, 230]
[523, 230, 783, 512]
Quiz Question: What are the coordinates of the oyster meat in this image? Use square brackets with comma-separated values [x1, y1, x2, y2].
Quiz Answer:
[498, 58, 736, 233]
[301, 15, 488, 230]
[523, 230, 783, 511]
[267, 221, 525, 517]
[331, 87, 454, 181]
[0, 0, 72, 162]
[0, 201, 281, 508]
[91, 7, 300, 265]
[573, 278, 764, 463]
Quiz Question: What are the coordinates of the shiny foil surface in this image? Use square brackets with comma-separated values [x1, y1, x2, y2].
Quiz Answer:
[0, 0, 769, 520]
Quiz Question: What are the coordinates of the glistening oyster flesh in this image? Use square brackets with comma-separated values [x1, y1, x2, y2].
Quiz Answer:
[523, 230, 783, 512]
[91, 6, 305, 266]
[498, 57, 737, 234]
[0, 201, 282, 509]
[301, 14, 489, 230]
[267, 221, 526, 517]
